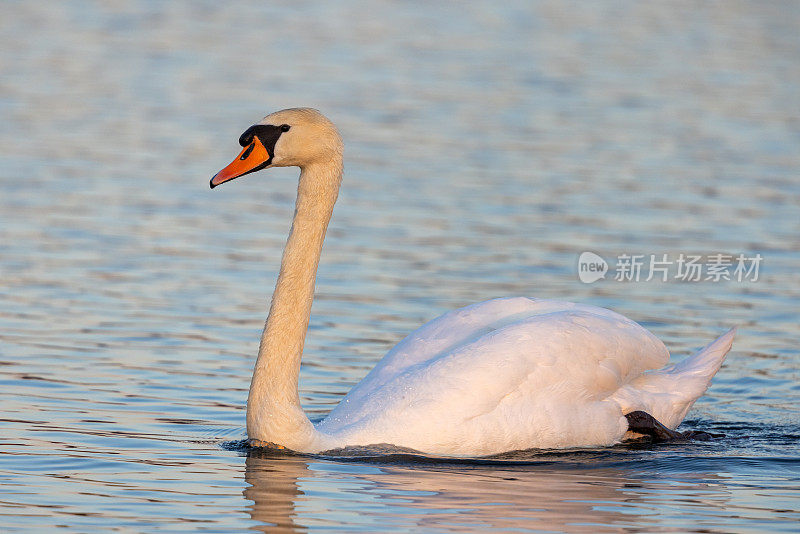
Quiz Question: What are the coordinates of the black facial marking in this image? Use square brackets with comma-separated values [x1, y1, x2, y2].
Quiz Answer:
[238, 124, 286, 154]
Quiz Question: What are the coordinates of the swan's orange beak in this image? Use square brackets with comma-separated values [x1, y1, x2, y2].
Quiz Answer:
[210, 136, 271, 188]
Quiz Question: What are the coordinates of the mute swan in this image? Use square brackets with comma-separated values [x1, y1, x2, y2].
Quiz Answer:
[210, 108, 735, 456]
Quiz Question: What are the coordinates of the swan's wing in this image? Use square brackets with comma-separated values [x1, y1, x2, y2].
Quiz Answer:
[317, 298, 669, 454]
[332, 297, 656, 406]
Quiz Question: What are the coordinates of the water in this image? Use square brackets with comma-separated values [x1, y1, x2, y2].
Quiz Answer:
[1, 1, 798, 531]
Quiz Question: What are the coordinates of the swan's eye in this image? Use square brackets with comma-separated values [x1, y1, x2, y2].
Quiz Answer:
[240, 142, 255, 160]
[280, 124, 291, 132]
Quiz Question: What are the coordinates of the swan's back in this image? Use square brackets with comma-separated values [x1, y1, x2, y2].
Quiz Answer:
[317, 297, 670, 455]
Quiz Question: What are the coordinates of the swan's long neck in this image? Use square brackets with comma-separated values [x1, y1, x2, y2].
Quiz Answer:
[246, 159, 342, 449]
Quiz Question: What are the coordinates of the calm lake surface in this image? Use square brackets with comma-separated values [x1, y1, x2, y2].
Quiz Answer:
[1, 1, 799, 531]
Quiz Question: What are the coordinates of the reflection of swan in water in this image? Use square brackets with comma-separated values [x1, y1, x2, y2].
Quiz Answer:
[243, 451, 730, 532]
[212, 108, 735, 456]
[244, 452, 309, 533]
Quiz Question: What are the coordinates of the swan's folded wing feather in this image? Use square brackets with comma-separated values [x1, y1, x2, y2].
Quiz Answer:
[330, 297, 656, 408]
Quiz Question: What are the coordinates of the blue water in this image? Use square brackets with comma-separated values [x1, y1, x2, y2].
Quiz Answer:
[1, 1, 798, 531]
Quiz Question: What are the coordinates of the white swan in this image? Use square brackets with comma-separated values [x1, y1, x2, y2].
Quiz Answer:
[210, 108, 735, 457]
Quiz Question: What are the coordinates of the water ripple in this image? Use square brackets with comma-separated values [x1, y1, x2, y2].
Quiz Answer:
[1, 0, 798, 531]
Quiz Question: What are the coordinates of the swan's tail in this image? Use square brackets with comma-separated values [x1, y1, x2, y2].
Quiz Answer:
[613, 328, 736, 429]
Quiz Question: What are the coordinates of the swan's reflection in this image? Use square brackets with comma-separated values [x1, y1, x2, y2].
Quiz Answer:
[244, 451, 310, 532]
[244, 450, 730, 532]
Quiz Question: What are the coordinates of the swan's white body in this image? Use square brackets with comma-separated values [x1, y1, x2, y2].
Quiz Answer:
[315, 298, 734, 455]
[211, 108, 734, 457]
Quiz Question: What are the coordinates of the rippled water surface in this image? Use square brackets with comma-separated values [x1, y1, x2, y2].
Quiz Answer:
[2, 1, 799, 531]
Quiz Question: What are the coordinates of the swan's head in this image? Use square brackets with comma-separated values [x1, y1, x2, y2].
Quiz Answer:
[210, 108, 343, 188]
